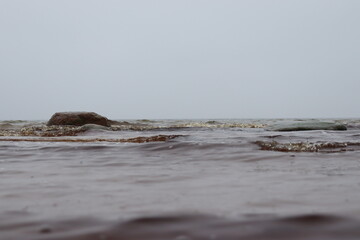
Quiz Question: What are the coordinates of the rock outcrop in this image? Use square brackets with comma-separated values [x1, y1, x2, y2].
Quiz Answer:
[47, 112, 111, 127]
[267, 121, 347, 131]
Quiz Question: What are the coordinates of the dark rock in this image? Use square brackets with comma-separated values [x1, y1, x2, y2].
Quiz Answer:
[267, 121, 347, 131]
[47, 112, 111, 127]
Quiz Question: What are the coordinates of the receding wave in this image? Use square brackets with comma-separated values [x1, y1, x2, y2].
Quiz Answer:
[2, 213, 360, 240]
[0, 135, 182, 143]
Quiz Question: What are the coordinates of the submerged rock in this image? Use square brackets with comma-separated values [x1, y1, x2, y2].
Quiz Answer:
[47, 112, 111, 127]
[268, 121, 347, 131]
[80, 124, 110, 131]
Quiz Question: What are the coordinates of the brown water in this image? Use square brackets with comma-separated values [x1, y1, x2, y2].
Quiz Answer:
[1, 119, 360, 239]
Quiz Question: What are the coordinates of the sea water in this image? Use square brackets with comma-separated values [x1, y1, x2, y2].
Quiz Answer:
[1, 119, 360, 239]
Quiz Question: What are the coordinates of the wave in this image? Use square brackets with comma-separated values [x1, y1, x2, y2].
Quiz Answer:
[0, 120, 265, 137]
[2, 213, 360, 240]
[256, 140, 360, 152]
[109, 120, 266, 131]
[0, 135, 182, 144]
[1, 118, 359, 138]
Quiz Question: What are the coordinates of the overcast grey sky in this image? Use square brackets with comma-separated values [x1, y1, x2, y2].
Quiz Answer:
[1, 0, 359, 120]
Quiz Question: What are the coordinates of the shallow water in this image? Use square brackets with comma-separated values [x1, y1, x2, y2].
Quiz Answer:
[1, 119, 360, 239]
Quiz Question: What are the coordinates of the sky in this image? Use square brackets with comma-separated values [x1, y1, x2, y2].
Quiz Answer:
[0, 0, 359, 120]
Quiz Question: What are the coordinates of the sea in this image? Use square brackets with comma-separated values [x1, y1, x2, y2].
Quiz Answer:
[1, 118, 360, 240]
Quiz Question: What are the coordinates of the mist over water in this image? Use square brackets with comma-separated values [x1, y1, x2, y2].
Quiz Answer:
[1, 1, 360, 120]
